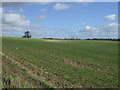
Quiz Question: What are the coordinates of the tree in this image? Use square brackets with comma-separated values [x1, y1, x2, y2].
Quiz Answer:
[23, 31, 31, 38]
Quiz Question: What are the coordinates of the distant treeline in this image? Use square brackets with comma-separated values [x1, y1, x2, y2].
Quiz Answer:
[85, 38, 120, 41]
[43, 38, 120, 41]
[43, 38, 81, 40]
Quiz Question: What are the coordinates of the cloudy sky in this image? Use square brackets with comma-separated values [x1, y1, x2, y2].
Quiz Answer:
[1, 2, 118, 39]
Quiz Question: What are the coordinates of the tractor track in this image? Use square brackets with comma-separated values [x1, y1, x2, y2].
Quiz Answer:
[1, 52, 81, 88]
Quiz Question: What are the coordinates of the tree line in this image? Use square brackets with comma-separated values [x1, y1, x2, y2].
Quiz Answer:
[43, 37, 120, 41]
[23, 31, 120, 41]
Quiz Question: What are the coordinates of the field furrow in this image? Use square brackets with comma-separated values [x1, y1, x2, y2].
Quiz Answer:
[2, 37, 119, 88]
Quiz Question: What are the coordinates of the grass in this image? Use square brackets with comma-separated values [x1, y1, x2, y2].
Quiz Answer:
[2, 36, 119, 88]
[2, 57, 37, 88]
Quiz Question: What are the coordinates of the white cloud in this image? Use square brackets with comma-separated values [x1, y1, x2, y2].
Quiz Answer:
[3, 12, 30, 26]
[33, 15, 46, 21]
[19, 8, 23, 12]
[76, 23, 118, 39]
[1, 5, 118, 39]
[104, 14, 116, 21]
[0, 7, 3, 23]
[84, 25, 96, 30]
[108, 23, 117, 26]
[104, 23, 118, 32]
[40, 8, 47, 12]
[0, 7, 3, 15]
[39, 2, 50, 5]
[2, 9, 54, 38]
[53, 3, 71, 10]
[85, 26, 90, 30]
[2, 9, 31, 36]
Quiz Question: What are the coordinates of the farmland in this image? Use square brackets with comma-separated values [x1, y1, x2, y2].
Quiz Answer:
[1, 36, 119, 88]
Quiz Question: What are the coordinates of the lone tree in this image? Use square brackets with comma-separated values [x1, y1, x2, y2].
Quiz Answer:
[23, 31, 31, 38]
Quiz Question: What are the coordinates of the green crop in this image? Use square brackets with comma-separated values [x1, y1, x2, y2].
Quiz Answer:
[2, 36, 119, 88]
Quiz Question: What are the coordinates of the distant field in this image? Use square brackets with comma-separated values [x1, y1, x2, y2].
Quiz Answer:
[2, 36, 118, 88]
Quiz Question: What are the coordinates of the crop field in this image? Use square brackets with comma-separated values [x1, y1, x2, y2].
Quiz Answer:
[1, 36, 119, 88]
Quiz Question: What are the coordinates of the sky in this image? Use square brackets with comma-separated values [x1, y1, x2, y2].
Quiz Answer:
[1, 2, 119, 39]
